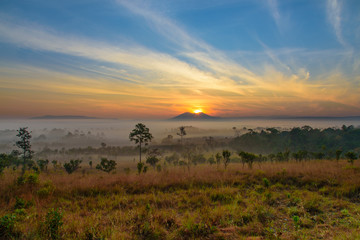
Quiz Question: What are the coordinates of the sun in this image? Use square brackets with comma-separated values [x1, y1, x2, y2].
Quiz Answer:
[194, 109, 203, 114]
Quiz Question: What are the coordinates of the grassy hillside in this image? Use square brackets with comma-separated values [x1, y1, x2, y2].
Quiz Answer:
[1, 160, 360, 239]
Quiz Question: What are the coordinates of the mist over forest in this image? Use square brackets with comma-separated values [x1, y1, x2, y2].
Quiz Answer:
[1, 118, 359, 162]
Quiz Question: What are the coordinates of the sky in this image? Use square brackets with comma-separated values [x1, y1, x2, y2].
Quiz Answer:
[0, 0, 360, 119]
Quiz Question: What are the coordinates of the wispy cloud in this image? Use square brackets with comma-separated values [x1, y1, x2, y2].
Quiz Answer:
[326, 0, 346, 47]
[267, 0, 282, 30]
[0, 4, 359, 117]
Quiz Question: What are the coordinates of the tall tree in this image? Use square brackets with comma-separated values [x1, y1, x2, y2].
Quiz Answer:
[177, 126, 186, 145]
[16, 127, 34, 175]
[129, 123, 153, 163]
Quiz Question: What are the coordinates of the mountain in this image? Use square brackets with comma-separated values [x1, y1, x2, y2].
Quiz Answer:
[31, 115, 98, 119]
[170, 112, 221, 121]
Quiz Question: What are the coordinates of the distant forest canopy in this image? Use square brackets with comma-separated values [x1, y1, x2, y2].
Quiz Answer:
[230, 125, 360, 157]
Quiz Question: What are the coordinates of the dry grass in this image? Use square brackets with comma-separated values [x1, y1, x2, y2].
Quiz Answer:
[1, 159, 360, 239]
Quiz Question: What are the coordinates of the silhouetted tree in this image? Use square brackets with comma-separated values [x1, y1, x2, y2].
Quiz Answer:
[129, 123, 153, 163]
[222, 150, 231, 169]
[177, 126, 186, 145]
[345, 152, 357, 165]
[16, 127, 34, 175]
[239, 151, 257, 169]
[335, 150, 343, 161]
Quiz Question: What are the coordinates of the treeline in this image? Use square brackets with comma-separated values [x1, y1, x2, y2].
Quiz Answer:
[36, 145, 138, 157]
[230, 125, 360, 157]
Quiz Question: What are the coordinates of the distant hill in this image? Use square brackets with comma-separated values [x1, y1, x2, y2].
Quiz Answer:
[170, 112, 221, 121]
[31, 115, 98, 120]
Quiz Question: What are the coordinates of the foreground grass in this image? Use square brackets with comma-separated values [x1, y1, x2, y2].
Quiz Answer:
[1, 160, 360, 239]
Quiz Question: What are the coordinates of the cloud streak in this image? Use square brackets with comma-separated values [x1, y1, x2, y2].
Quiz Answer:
[0, 3, 359, 118]
[326, 0, 346, 47]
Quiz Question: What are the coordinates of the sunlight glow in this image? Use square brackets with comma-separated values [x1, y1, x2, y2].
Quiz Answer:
[194, 109, 203, 114]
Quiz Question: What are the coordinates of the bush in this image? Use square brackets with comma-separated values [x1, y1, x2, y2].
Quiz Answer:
[45, 208, 63, 240]
[137, 162, 144, 175]
[63, 159, 82, 174]
[0, 214, 17, 239]
[14, 197, 26, 210]
[345, 152, 357, 165]
[16, 171, 39, 186]
[37, 181, 55, 199]
[96, 158, 116, 173]
[263, 178, 270, 188]
[37, 159, 49, 172]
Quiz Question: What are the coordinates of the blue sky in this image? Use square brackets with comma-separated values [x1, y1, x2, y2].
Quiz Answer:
[0, 0, 359, 118]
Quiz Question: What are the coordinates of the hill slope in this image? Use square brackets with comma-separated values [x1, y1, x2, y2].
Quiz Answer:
[170, 112, 220, 120]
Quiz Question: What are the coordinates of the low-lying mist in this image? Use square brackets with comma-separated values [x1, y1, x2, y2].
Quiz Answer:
[0, 118, 359, 153]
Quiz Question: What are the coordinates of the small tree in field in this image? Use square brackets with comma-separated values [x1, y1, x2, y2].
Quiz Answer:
[146, 148, 161, 169]
[239, 151, 257, 169]
[63, 159, 82, 174]
[96, 158, 116, 173]
[215, 153, 222, 167]
[345, 152, 357, 165]
[177, 126, 186, 145]
[335, 150, 343, 161]
[146, 156, 159, 169]
[129, 123, 153, 163]
[222, 150, 231, 169]
[37, 159, 49, 172]
[16, 127, 34, 175]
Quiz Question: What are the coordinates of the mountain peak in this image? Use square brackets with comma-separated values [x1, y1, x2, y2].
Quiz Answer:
[170, 112, 220, 121]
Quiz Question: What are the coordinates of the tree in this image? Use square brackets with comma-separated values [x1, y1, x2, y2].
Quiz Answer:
[63, 159, 82, 174]
[146, 149, 161, 169]
[96, 158, 116, 173]
[0, 153, 11, 174]
[129, 123, 153, 163]
[335, 149, 343, 161]
[239, 151, 257, 169]
[146, 156, 159, 169]
[215, 153, 222, 167]
[177, 126, 186, 145]
[345, 152, 357, 165]
[222, 150, 231, 169]
[37, 159, 49, 172]
[16, 127, 34, 175]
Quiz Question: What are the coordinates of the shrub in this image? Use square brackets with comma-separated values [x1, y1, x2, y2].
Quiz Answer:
[63, 159, 82, 174]
[0, 214, 17, 238]
[293, 215, 300, 230]
[14, 197, 26, 210]
[345, 152, 357, 165]
[16, 171, 39, 186]
[96, 158, 116, 173]
[45, 208, 63, 240]
[37, 159, 49, 172]
[137, 162, 144, 175]
[263, 178, 270, 188]
[146, 156, 159, 169]
[37, 181, 55, 199]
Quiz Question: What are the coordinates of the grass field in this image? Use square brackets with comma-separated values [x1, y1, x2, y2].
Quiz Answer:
[1, 160, 360, 239]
